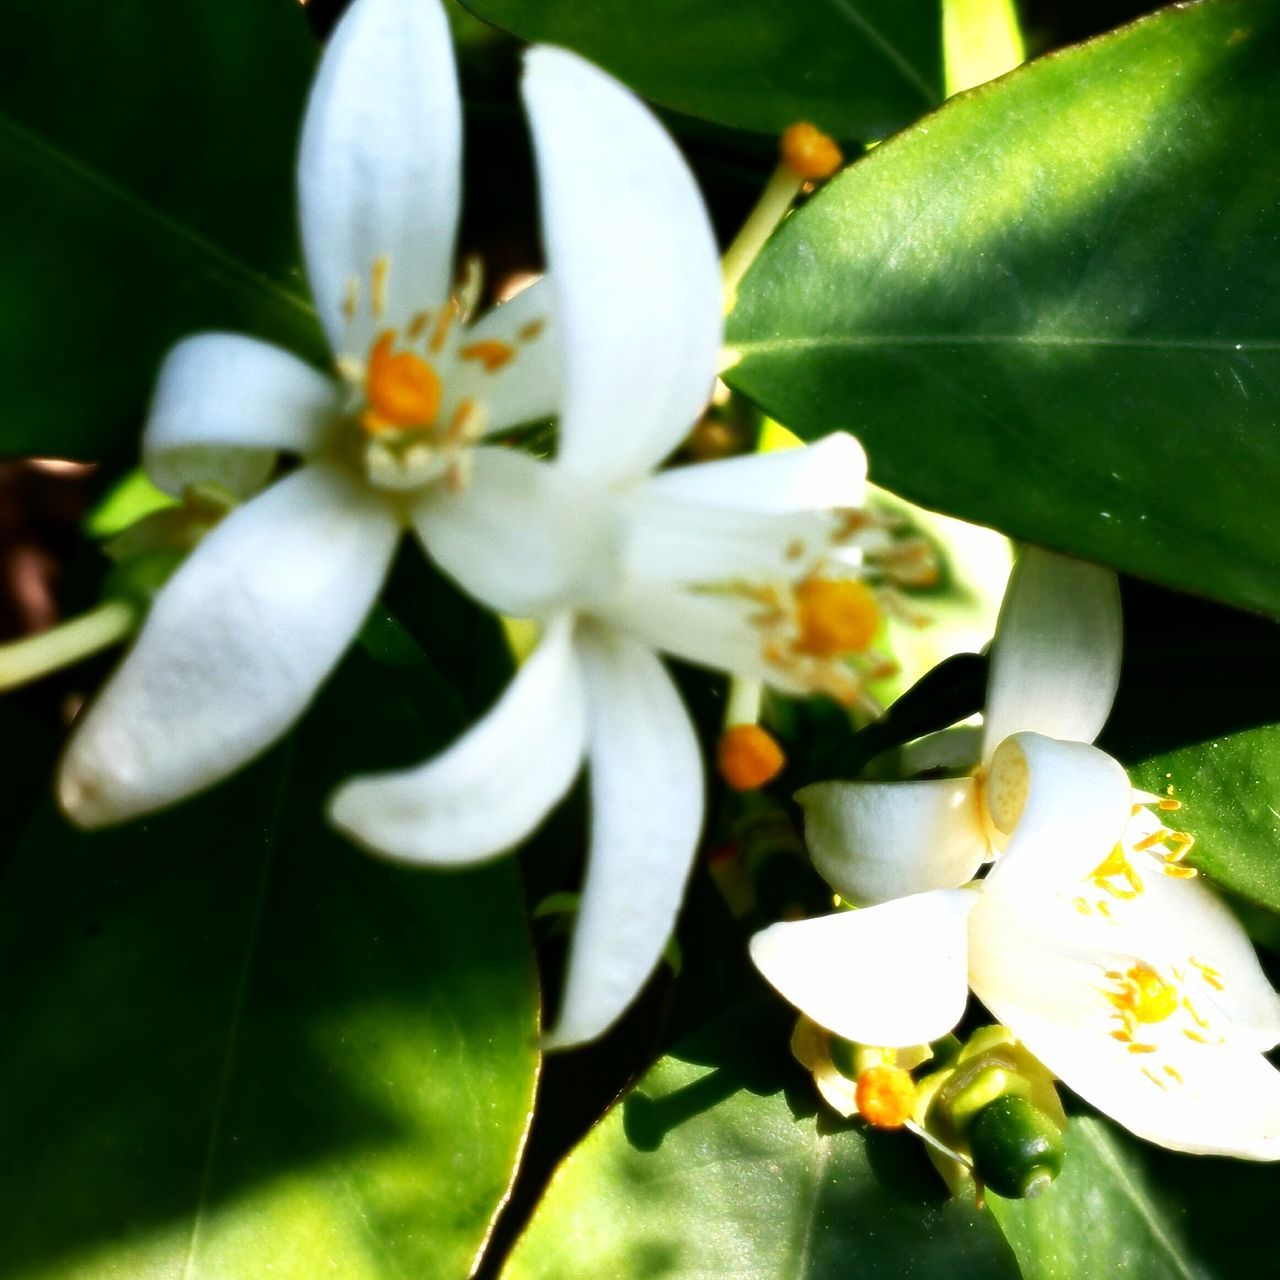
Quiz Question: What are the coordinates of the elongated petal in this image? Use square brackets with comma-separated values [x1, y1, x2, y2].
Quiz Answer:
[646, 432, 867, 512]
[523, 46, 720, 486]
[411, 447, 622, 618]
[970, 890, 1280, 1159]
[750, 892, 977, 1047]
[451, 278, 562, 433]
[298, 0, 462, 357]
[985, 733, 1133, 891]
[145, 334, 340, 497]
[797, 778, 989, 905]
[544, 628, 703, 1048]
[328, 615, 587, 864]
[982, 547, 1122, 761]
[624, 491, 830, 587]
[59, 464, 398, 827]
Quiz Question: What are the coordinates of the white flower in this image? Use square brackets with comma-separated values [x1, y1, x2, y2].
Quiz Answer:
[57, 0, 703, 827]
[797, 546, 1124, 906]
[750, 734, 1280, 1159]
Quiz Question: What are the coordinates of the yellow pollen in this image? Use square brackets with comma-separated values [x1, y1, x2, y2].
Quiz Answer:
[716, 724, 786, 791]
[1111, 965, 1179, 1025]
[1164, 1065, 1184, 1083]
[794, 577, 879, 657]
[1183, 1028, 1225, 1045]
[364, 331, 442, 430]
[1189, 958, 1226, 991]
[1182, 995, 1212, 1028]
[1126, 1042, 1158, 1054]
[1158, 797, 1183, 812]
[1141, 1067, 1170, 1091]
[854, 1065, 915, 1129]
[1133, 829, 1168, 852]
[780, 122, 844, 180]
[460, 339, 517, 372]
[371, 255, 390, 318]
[1163, 864, 1199, 879]
[1090, 844, 1143, 898]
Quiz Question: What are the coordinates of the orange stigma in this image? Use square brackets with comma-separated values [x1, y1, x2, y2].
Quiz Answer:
[794, 578, 880, 657]
[855, 1065, 916, 1129]
[717, 724, 786, 791]
[781, 123, 844, 181]
[364, 330, 442, 431]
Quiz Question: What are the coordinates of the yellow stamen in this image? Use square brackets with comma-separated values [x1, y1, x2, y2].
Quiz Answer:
[854, 1065, 916, 1129]
[716, 724, 786, 792]
[1090, 845, 1143, 898]
[460, 339, 517, 372]
[518, 318, 547, 343]
[1141, 1067, 1170, 1091]
[407, 310, 432, 340]
[364, 331, 441, 430]
[794, 577, 879, 657]
[342, 276, 359, 322]
[1164, 1065, 1184, 1083]
[1189, 958, 1226, 991]
[1111, 965, 1179, 1025]
[430, 298, 459, 354]
[371, 255, 390, 319]
[780, 122, 844, 180]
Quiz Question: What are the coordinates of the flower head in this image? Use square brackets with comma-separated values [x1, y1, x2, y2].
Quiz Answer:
[751, 737, 1280, 1158]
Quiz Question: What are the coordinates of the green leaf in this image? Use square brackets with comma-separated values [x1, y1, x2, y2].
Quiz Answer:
[0, 0, 324, 463]
[988, 1117, 1199, 1280]
[458, 0, 944, 138]
[0, 649, 539, 1280]
[726, 0, 1280, 618]
[501, 1007, 1018, 1279]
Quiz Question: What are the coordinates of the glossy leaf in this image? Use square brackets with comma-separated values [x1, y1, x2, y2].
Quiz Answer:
[727, 0, 1280, 618]
[0, 648, 539, 1280]
[458, 0, 943, 137]
[0, 0, 324, 463]
[988, 1118, 1198, 1280]
[501, 1007, 1018, 1279]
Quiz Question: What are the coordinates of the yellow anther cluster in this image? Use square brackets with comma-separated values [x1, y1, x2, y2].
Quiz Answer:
[362, 330, 443, 433]
[794, 577, 880, 657]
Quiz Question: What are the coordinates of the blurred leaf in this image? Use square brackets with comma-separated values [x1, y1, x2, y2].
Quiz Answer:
[0, 0, 324, 463]
[0, 648, 539, 1280]
[459, 0, 944, 138]
[988, 1117, 1198, 1280]
[727, 0, 1280, 618]
[943, 0, 1024, 96]
[85, 468, 176, 538]
[501, 1006, 1018, 1279]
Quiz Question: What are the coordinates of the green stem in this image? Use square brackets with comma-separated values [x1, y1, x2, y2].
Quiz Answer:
[724, 676, 764, 730]
[0, 600, 136, 691]
[721, 163, 805, 311]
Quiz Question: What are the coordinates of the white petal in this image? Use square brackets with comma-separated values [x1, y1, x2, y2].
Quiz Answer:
[750, 891, 978, 1047]
[144, 334, 339, 497]
[59, 463, 399, 827]
[298, 0, 462, 357]
[543, 627, 703, 1048]
[797, 778, 989, 905]
[982, 547, 1122, 761]
[411, 447, 622, 618]
[328, 614, 586, 864]
[898, 725, 983, 775]
[969, 891, 1280, 1159]
[599, 585, 773, 684]
[984, 733, 1133, 891]
[522, 46, 721, 486]
[624, 488, 831, 587]
[646, 432, 868, 512]
[451, 277, 562, 432]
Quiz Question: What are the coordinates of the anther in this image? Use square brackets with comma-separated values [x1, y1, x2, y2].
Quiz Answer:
[364, 331, 442, 430]
[371, 255, 390, 319]
[794, 577, 880, 657]
[518, 318, 547, 343]
[780, 122, 844, 181]
[460, 340, 517, 372]
[717, 724, 786, 792]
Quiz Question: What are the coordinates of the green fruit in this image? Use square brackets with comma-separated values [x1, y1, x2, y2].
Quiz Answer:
[969, 1095, 1065, 1199]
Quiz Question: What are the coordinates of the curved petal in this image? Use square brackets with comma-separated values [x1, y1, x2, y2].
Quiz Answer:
[984, 733, 1134, 891]
[982, 547, 1122, 761]
[624, 490, 830, 587]
[523, 46, 721, 486]
[543, 628, 703, 1049]
[144, 334, 339, 497]
[969, 890, 1280, 1159]
[298, 0, 462, 357]
[750, 891, 978, 1048]
[797, 778, 989, 905]
[328, 614, 587, 864]
[451, 277, 562, 433]
[411, 446, 622, 618]
[59, 463, 399, 828]
[646, 432, 868, 512]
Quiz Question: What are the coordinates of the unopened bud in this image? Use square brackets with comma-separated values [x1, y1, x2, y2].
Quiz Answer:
[968, 1095, 1065, 1199]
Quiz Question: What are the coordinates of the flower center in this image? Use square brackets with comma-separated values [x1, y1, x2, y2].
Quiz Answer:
[794, 577, 880, 656]
[363, 331, 442, 431]
[1109, 964, 1179, 1026]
